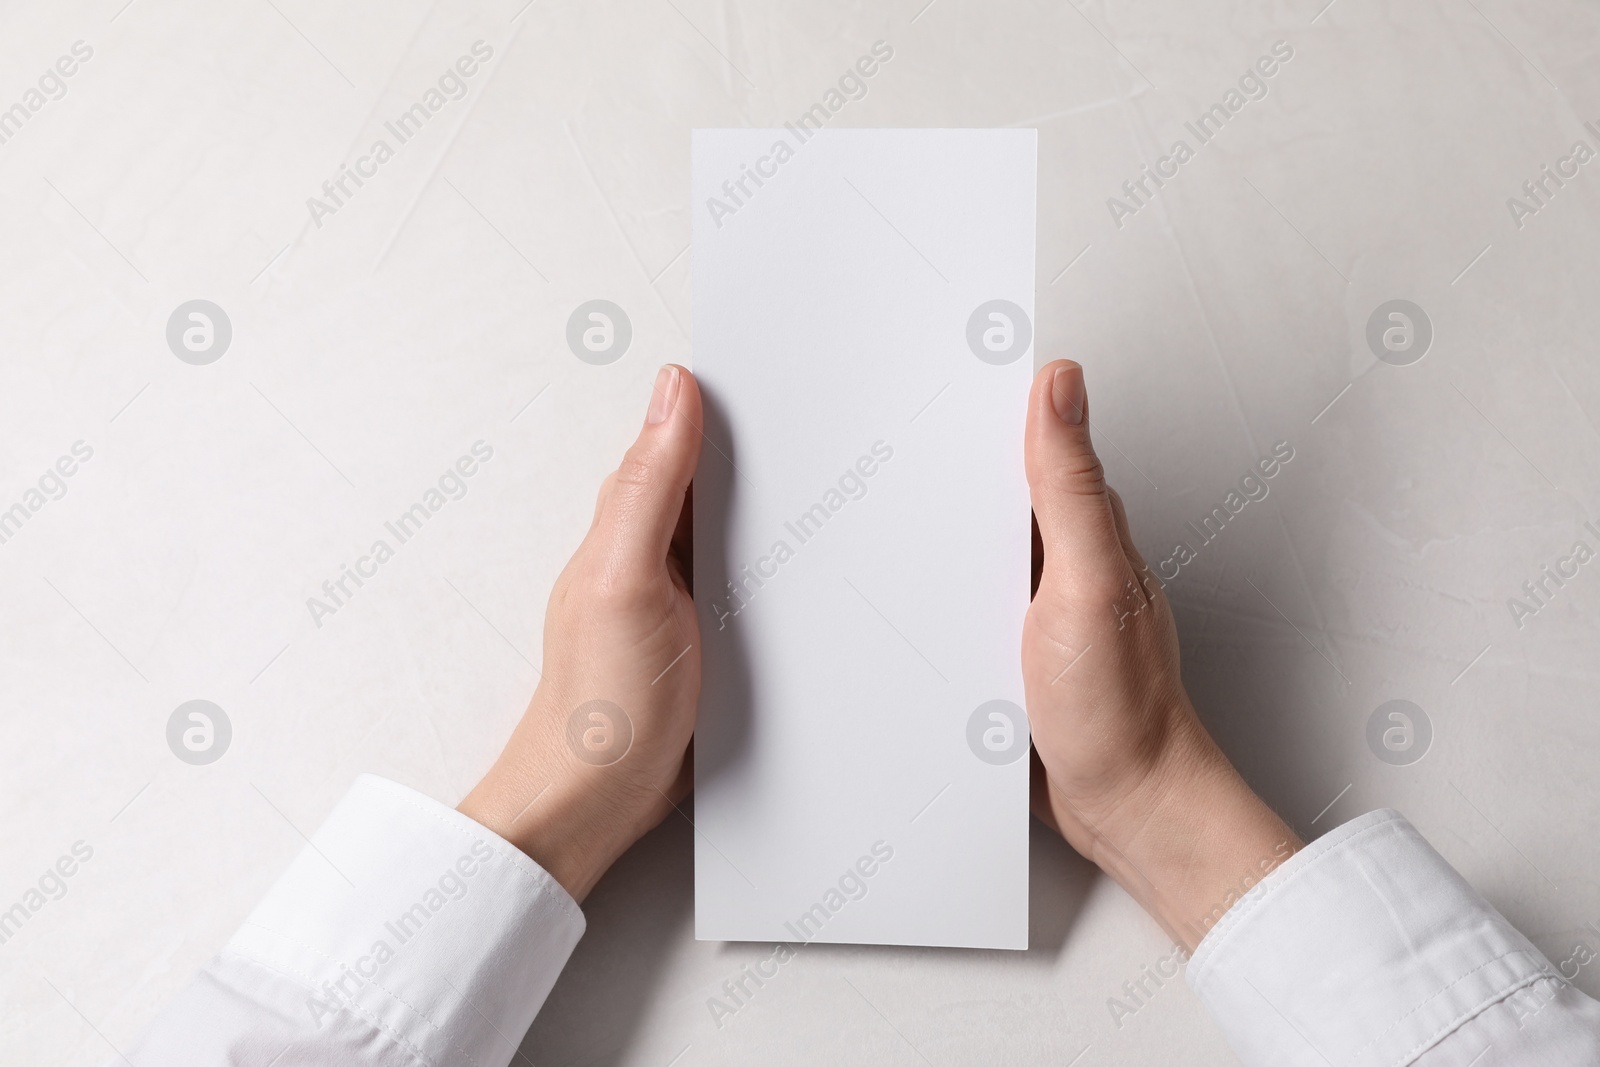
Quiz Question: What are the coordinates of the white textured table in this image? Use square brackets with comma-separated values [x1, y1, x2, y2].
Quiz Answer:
[3, 2, 1598, 1064]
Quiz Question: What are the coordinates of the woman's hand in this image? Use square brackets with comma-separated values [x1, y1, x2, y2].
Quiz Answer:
[1024, 359, 1300, 951]
[458, 365, 702, 902]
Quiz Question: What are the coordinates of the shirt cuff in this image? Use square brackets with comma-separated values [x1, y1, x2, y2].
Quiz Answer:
[224, 774, 585, 1066]
[1186, 808, 1556, 1067]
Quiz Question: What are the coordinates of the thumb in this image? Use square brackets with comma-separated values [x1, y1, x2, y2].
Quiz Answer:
[594, 364, 703, 574]
[1025, 360, 1127, 585]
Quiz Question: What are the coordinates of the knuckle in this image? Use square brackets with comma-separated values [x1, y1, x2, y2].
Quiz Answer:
[588, 546, 656, 608]
[1082, 572, 1132, 612]
[1041, 450, 1107, 498]
[612, 449, 656, 494]
[1039, 561, 1129, 615]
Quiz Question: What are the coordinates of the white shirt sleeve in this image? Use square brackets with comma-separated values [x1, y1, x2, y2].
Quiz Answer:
[116, 774, 585, 1067]
[1187, 808, 1600, 1066]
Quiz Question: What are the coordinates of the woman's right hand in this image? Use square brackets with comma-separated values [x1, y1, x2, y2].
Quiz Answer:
[1022, 359, 1301, 951]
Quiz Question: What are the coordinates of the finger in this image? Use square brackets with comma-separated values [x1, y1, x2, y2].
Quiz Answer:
[1030, 511, 1043, 599]
[1106, 487, 1161, 608]
[1106, 487, 1150, 573]
[668, 481, 693, 591]
[594, 365, 704, 574]
[1024, 360, 1128, 587]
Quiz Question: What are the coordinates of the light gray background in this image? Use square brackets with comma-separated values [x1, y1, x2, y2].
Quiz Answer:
[2, 1, 1597, 1064]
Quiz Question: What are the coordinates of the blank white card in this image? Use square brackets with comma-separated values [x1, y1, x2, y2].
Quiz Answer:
[692, 129, 1035, 949]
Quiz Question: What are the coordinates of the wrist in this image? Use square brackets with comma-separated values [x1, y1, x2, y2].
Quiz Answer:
[1081, 717, 1302, 952]
[456, 697, 649, 904]
[459, 765, 639, 903]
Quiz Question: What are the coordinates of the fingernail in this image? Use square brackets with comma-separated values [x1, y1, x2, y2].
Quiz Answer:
[1051, 363, 1085, 425]
[647, 365, 680, 425]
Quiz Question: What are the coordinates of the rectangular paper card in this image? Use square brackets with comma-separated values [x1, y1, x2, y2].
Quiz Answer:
[691, 128, 1035, 949]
